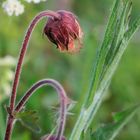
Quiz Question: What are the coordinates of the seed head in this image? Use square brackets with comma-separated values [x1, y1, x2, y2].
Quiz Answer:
[44, 10, 83, 53]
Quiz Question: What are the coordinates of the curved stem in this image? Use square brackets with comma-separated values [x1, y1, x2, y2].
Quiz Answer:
[5, 11, 60, 140]
[10, 11, 60, 112]
[15, 79, 68, 140]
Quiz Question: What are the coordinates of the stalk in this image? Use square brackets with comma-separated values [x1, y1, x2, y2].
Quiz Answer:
[4, 11, 60, 140]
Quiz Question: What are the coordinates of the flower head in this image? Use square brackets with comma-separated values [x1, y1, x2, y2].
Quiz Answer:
[2, 0, 24, 16]
[25, 0, 46, 4]
[0, 56, 16, 101]
[44, 10, 83, 53]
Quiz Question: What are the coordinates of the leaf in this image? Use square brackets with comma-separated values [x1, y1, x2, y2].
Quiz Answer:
[125, 15, 140, 41]
[84, 0, 123, 107]
[15, 109, 41, 133]
[70, 0, 140, 139]
[103, 0, 132, 72]
[91, 104, 140, 140]
[81, 128, 92, 140]
[83, 0, 139, 132]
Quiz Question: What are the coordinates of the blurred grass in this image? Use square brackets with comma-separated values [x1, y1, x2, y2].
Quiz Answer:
[0, 0, 140, 140]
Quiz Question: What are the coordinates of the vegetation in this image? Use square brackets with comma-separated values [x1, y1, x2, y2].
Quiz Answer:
[0, 0, 140, 140]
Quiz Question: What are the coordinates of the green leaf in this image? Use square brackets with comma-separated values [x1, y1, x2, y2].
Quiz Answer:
[83, 0, 140, 132]
[84, 0, 123, 107]
[15, 109, 41, 133]
[124, 15, 140, 41]
[83, 0, 132, 129]
[70, 0, 140, 139]
[82, 128, 92, 140]
[70, 0, 140, 140]
[91, 104, 140, 140]
[103, 0, 132, 73]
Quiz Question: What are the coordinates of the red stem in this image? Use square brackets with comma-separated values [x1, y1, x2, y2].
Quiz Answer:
[10, 10, 60, 112]
[4, 117, 14, 140]
[4, 11, 60, 140]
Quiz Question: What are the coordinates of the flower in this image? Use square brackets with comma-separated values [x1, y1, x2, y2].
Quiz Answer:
[0, 56, 16, 101]
[0, 56, 16, 66]
[25, 0, 46, 4]
[2, 0, 24, 16]
[43, 10, 83, 53]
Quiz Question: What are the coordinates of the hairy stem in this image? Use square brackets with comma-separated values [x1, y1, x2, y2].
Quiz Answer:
[15, 79, 68, 140]
[10, 10, 60, 112]
[4, 117, 14, 140]
[5, 11, 60, 140]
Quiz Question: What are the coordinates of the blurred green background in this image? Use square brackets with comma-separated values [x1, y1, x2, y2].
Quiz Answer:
[0, 0, 140, 139]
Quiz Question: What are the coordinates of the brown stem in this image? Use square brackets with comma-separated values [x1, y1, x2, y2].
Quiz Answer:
[5, 11, 60, 140]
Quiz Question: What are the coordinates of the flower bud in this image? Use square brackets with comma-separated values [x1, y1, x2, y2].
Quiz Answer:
[44, 10, 83, 53]
[41, 134, 66, 140]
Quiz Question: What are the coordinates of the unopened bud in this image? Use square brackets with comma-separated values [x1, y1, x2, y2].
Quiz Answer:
[44, 10, 83, 53]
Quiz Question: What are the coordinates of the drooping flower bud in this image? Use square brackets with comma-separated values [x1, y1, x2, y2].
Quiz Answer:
[41, 134, 66, 140]
[44, 10, 83, 53]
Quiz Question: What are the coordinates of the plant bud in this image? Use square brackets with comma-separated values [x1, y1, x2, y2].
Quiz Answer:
[41, 134, 66, 140]
[44, 10, 83, 53]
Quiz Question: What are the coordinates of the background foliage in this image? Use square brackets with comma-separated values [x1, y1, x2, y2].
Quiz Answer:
[0, 0, 140, 140]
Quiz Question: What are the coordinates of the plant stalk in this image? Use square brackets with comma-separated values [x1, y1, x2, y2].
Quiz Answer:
[4, 11, 60, 140]
[15, 79, 68, 140]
